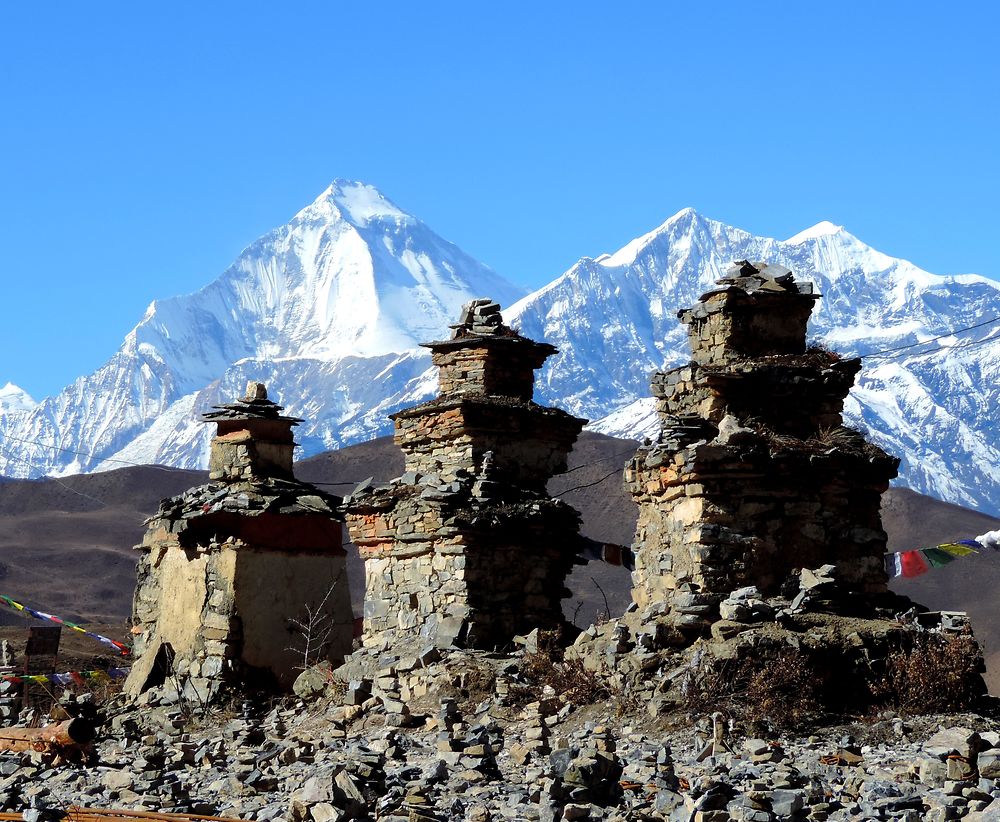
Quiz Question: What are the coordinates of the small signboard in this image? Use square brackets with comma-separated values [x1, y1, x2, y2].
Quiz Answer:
[22, 625, 61, 711]
[24, 626, 62, 661]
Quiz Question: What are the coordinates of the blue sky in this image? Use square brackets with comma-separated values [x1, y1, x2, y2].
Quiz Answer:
[1, 2, 997, 398]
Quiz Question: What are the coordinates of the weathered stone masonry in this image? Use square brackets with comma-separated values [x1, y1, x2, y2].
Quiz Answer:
[626, 261, 900, 632]
[344, 299, 587, 651]
[125, 383, 352, 698]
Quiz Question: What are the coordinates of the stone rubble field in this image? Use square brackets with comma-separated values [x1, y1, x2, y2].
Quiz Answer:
[7, 671, 1000, 822]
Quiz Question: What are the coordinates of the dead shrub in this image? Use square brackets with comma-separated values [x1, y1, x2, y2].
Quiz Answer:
[742, 653, 821, 731]
[805, 342, 843, 364]
[871, 633, 983, 715]
[810, 425, 886, 459]
[457, 662, 498, 705]
[520, 650, 609, 706]
[812, 425, 861, 449]
[680, 648, 822, 734]
[510, 630, 609, 707]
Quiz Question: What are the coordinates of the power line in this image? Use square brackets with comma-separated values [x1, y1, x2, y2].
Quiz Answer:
[1, 430, 638, 500]
[860, 314, 1000, 361]
[861, 329, 1000, 366]
[0, 443, 109, 509]
[554, 447, 637, 477]
[309, 447, 640, 489]
[0, 432, 187, 473]
[554, 466, 624, 497]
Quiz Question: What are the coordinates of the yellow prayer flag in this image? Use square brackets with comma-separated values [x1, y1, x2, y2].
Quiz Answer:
[938, 542, 979, 557]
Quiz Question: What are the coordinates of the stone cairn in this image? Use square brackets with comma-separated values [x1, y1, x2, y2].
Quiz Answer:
[624, 261, 901, 632]
[344, 298, 586, 652]
[125, 382, 352, 701]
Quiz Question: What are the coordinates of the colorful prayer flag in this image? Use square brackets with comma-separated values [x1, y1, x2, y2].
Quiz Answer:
[938, 543, 979, 557]
[922, 547, 957, 568]
[0, 593, 130, 655]
[899, 550, 930, 578]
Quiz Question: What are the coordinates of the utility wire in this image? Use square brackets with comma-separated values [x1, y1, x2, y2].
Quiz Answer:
[0, 443, 109, 509]
[11, 312, 998, 499]
[553, 466, 624, 497]
[308, 447, 640, 489]
[0, 431, 638, 501]
[0, 432, 188, 473]
[860, 314, 1000, 360]
[554, 447, 637, 477]
[2, 313, 999, 483]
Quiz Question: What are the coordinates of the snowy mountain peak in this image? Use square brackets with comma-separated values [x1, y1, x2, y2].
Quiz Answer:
[597, 207, 709, 268]
[0, 180, 524, 478]
[303, 179, 411, 228]
[509, 208, 1000, 515]
[786, 220, 845, 244]
[0, 382, 36, 414]
[4, 188, 1000, 519]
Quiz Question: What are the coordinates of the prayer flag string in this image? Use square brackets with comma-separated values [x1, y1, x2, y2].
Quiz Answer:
[0, 667, 129, 686]
[884, 529, 1000, 580]
[0, 595, 130, 656]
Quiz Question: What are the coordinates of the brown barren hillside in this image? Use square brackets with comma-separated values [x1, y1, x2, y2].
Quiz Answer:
[0, 433, 998, 687]
[0, 466, 205, 626]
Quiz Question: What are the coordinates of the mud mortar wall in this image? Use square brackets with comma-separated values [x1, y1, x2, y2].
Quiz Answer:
[432, 344, 545, 401]
[682, 292, 816, 365]
[393, 402, 583, 489]
[128, 521, 351, 694]
[348, 495, 579, 650]
[208, 432, 295, 481]
[626, 430, 894, 619]
[652, 360, 860, 437]
[234, 549, 352, 687]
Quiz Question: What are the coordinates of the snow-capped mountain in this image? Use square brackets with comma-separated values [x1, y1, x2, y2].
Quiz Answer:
[2, 186, 999, 515]
[507, 208, 1000, 513]
[0, 383, 36, 414]
[0, 181, 523, 476]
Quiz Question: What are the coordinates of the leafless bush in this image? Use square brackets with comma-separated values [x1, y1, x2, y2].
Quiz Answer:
[805, 342, 843, 364]
[286, 571, 345, 672]
[520, 648, 609, 706]
[502, 630, 606, 707]
[680, 648, 821, 733]
[872, 633, 983, 715]
[812, 425, 861, 449]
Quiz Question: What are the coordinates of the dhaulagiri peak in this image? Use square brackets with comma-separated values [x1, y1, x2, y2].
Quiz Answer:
[298, 178, 413, 228]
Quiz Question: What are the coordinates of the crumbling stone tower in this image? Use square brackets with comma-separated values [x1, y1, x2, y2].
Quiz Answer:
[125, 382, 351, 699]
[345, 299, 586, 651]
[626, 261, 899, 631]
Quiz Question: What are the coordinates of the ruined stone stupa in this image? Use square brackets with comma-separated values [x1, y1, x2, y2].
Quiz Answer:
[344, 299, 586, 651]
[125, 382, 351, 699]
[625, 261, 900, 632]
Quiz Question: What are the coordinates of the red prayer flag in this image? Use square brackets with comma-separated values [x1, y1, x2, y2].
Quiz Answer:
[900, 550, 930, 578]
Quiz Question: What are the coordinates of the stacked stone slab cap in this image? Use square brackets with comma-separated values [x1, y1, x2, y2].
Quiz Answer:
[397, 298, 584, 491]
[679, 260, 819, 365]
[421, 297, 557, 402]
[345, 299, 587, 652]
[627, 264, 899, 633]
[125, 383, 351, 700]
[203, 381, 304, 481]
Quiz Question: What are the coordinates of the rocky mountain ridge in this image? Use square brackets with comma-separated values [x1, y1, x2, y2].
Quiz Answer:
[509, 208, 1000, 513]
